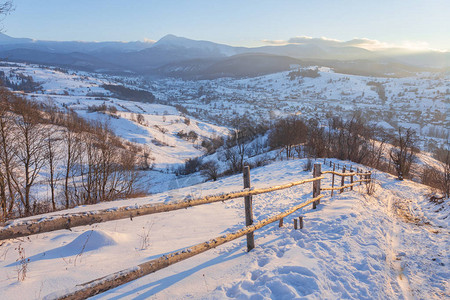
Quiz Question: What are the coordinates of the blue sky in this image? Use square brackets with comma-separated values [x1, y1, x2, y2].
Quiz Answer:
[4, 0, 450, 50]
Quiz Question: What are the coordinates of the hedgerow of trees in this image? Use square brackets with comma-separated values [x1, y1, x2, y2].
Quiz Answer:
[101, 84, 155, 103]
[0, 88, 149, 221]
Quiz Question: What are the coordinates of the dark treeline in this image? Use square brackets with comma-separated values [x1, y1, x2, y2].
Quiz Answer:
[269, 115, 391, 168]
[0, 88, 149, 222]
[268, 114, 449, 197]
[101, 84, 155, 103]
[0, 71, 42, 93]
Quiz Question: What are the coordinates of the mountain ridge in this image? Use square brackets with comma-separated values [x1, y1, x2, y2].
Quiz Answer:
[0, 33, 447, 77]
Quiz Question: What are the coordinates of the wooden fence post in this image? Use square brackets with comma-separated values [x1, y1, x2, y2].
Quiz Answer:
[350, 167, 354, 191]
[294, 218, 298, 230]
[299, 216, 303, 229]
[340, 166, 346, 193]
[279, 218, 283, 227]
[312, 163, 321, 209]
[243, 166, 255, 251]
[331, 163, 335, 197]
[359, 168, 362, 185]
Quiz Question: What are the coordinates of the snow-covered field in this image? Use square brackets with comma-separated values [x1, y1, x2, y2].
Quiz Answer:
[0, 61, 448, 299]
[153, 68, 449, 152]
[0, 62, 230, 169]
[0, 159, 448, 299]
[2, 61, 448, 155]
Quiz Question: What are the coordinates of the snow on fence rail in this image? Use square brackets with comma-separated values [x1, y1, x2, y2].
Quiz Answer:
[44, 162, 371, 300]
[0, 177, 323, 241]
[0, 162, 371, 242]
[48, 194, 324, 300]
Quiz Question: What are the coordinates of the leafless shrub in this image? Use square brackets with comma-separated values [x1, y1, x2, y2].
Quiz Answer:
[253, 155, 270, 168]
[200, 161, 219, 181]
[138, 221, 153, 250]
[365, 176, 377, 196]
[15, 243, 29, 281]
[427, 192, 444, 205]
[303, 158, 313, 172]
[135, 113, 145, 125]
[154, 124, 168, 134]
[74, 230, 93, 266]
[389, 127, 419, 180]
[421, 164, 449, 198]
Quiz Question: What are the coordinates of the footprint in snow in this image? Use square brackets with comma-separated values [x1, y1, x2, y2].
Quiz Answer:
[258, 256, 271, 267]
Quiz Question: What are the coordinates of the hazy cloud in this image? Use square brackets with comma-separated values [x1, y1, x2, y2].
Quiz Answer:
[261, 39, 289, 45]
[143, 38, 156, 44]
[262, 36, 443, 52]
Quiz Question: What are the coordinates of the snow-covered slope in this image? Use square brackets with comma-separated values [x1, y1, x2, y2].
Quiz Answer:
[151, 68, 448, 154]
[0, 159, 447, 299]
[0, 62, 230, 169]
[2, 61, 448, 154]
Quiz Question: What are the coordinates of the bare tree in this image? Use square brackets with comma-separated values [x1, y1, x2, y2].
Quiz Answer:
[78, 131, 100, 204]
[269, 116, 307, 159]
[62, 113, 81, 208]
[224, 147, 241, 173]
[430, 147, 450, 198]
[0, 1, 12, 14]
[390, 127, 419, 180]
[0, 93, 16, 219]
[46, 128, 61, 211]
[306, 118, 327, 158]
[114, 150, 141, 197]
[12, 97, 47, 215]
[201, 161, 219, 181]
[0, 1, 13, 31]
[440, 150, 450, 198]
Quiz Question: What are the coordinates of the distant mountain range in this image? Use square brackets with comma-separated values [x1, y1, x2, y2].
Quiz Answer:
[0, 33, 448, 78]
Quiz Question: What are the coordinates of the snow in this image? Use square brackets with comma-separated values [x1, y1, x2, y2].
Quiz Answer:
[0, 61, 448, 299]
[2, 61, 448, 159]
[0, 159, 448, 299]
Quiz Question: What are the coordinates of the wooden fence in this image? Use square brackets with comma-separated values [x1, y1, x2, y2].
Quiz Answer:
[40, 161, 371, 300]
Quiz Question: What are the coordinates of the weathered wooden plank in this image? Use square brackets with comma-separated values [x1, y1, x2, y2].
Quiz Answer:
[350, 168, 354, 191]
[321, 180, 370, 191]
[50, 194, 324, 300]
[331, 164, 335, 197]
[312, 163, 321, 209]
[0, 177, 324, 241]
[322, 171, 370, 177]
[243, 166, 254, 251]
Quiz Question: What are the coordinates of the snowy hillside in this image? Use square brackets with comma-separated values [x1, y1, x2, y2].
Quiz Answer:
[1, 61, 448, 155]
[154, 68, 449, 152]
[0, 62, 230, 169]
[0, 159, 448, 299]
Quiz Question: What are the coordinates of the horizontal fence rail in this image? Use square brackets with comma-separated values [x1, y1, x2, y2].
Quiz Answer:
[321, 179, 370, 191]
[322, 171, 370, 177]
[35, 160, 371, 299]
[0, 177, 324, 241]
[48, 194, 324, 300]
